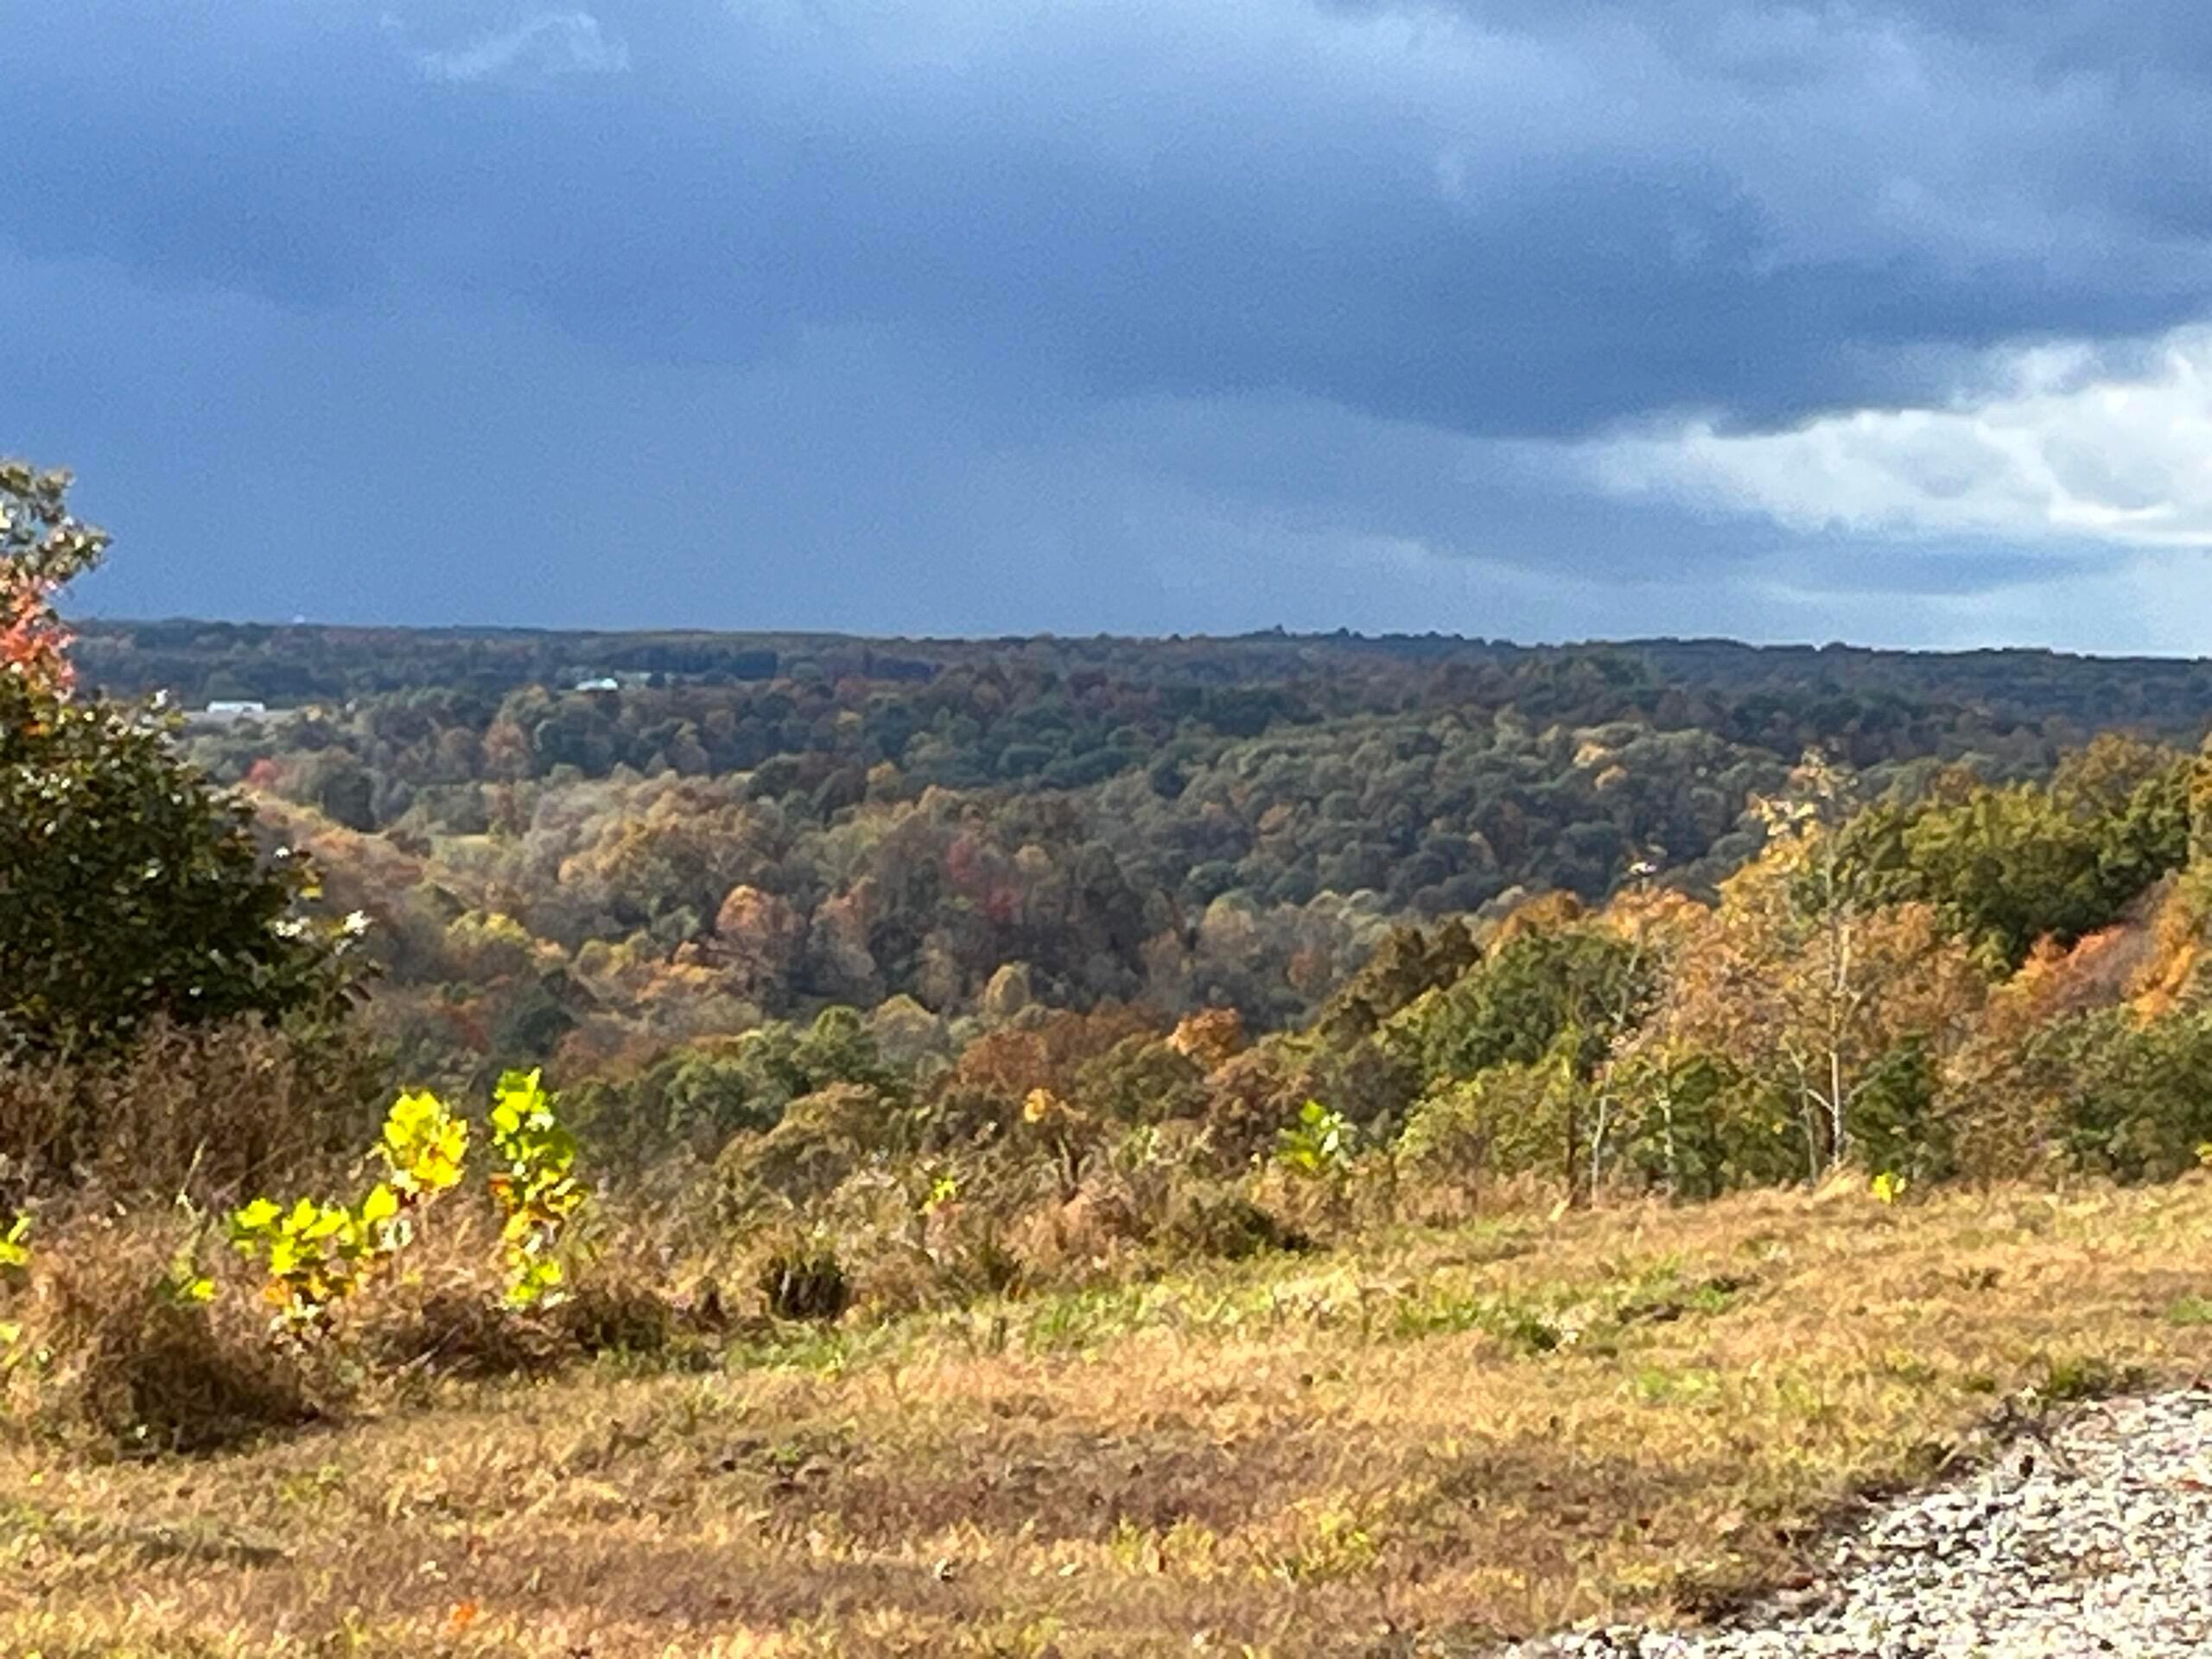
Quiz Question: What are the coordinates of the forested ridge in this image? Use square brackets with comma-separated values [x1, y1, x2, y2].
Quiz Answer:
[63, 617, 2196, 1102]
[0, 599, 2193, 1211]
[75, 618, 2212, 736]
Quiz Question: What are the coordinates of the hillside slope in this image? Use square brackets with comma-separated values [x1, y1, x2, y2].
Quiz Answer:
[9, 1179, 2211, 1656]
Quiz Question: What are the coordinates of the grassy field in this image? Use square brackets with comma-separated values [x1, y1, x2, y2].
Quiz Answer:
[5, 1177, 2211, 1657]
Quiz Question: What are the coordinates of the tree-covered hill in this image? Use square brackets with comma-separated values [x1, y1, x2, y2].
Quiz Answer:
[53, 614, 2203, 1105]
[73, 619, 2212, 740]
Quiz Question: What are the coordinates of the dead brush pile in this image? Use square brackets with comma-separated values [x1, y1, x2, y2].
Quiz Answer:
[2, 1198, 709, 1454]
[11, 1211, 323, 1455]
[0, 1071, 723, 1457]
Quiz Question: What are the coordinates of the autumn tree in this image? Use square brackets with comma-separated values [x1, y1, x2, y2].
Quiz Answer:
[0, 461, 101, 696]
[1938, 928, 2147, 1181]
[1586, 886, 1736, 1196]
[1833, 737, 2188, 969]
[0, 461, 359, 1058]
[1676, 753, 1987, 1178]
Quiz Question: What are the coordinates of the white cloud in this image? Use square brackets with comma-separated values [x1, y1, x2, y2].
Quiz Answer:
[418, 11, 630, 84]
[1592, 327, 2212, 549]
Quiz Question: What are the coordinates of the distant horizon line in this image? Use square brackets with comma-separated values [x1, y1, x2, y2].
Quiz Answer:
[62, 614, 2212, 667]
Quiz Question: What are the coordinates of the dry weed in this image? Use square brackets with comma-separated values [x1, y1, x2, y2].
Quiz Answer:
[3, 1179, 2209, 1654]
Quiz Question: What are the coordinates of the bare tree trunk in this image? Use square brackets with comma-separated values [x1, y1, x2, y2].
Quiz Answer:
[1564, 1085, 1582, 1205]
[1587, 1086, 1612, 1198]
[1790, 1054, 1823, 1183]
[1828, 1046, 1847, 1167]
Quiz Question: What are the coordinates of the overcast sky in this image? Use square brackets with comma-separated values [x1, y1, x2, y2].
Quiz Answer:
[9, 1, 2212, 650]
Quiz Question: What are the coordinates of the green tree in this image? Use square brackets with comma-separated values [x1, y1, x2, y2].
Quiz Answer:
[1412, 923, 1647, 1085]
[0, 461, 359, 1056]
[1840, 741, 2189, 967]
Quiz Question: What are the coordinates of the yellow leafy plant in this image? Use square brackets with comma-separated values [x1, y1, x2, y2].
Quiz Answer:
[227, 1197, 377, 1338]
[381, 1088, 472, 1205]
[0, 1214, 28, 1275]
[1277, 1100, 1357, 1179]
[486, 1069, 588, 1309]
[0, 1214, 29, 1353]
[230, 1089, 471, 1337]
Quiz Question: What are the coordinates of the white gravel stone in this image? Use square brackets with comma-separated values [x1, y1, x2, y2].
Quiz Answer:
[1507, 1389, 2212, 1659]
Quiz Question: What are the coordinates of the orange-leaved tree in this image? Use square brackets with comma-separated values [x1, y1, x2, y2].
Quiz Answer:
[0, 460, 104, 696]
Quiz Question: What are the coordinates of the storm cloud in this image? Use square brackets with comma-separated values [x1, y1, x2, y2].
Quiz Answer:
[7, 0, 2212, 645]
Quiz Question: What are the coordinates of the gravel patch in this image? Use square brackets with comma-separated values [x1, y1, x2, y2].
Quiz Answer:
[1511, 1388, 2212, 1658]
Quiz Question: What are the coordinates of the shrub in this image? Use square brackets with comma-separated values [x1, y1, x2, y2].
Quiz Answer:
[86, 1298, 321, 1454]
[1396, 1080, 1497, 1188]
[1398, 1054, 1585, 1194]
[1192, 1039, 1312, 1168]
[1, 460, 363, 1062]
[345, 1206, 575, 1381]
[486, 1069, 588, 1308]
[2031, 1008, 2212, 1182]
[363, 1283, 563, 1380]
[999, 1192, 1127, 1288]
[1150, 1182, 1305, 1262]
[913, 1212, 1027, 1306]
[554, 1273, 674, 1356]
[1275, 1100, 1357, 1178]
[28, 1217, 321, 1454]
[715, 1081, 896, 1216]
[757, 1242, 850, 1322]
[0, 663, 360, 1058]
[228, 1088, 470, 1338]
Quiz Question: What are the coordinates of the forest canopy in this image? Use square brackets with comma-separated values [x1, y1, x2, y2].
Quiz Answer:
[75, 611, 2188, 1094]
[19, 486, 2212, 1222]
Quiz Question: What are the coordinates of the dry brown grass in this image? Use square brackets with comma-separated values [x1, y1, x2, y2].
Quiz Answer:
[0, 1015, 386, 1204]
[3, 1177, 2210, 1656]
[10, 1211, 328, 1458]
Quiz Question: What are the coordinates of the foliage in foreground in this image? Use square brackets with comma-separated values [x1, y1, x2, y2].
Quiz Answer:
[228, 1073, 583, 1338]
[486, 1067, 590, 1307]
[228, 1086, 472, 1337]
[1, 459, 361, 1062]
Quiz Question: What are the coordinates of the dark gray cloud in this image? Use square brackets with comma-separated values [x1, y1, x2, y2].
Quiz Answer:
[3, 0, 2210, 644]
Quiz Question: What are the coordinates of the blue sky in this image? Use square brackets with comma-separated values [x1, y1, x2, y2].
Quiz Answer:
[9, 0, 2212, 648]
